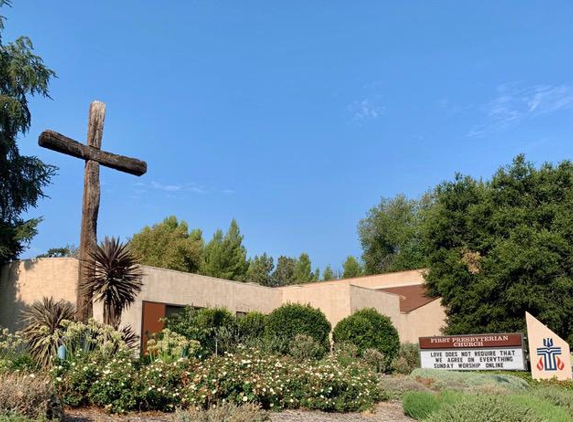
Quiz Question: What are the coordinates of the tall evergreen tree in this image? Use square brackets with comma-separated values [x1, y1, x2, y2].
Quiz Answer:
[129, 216, 203, 273]
[201, 219, 249, 281]
[245, 253, 274, 286]
[0, 2, 56, 264]
[322, 265, 336, 281]
[294, 252, 315, 283]
[271, 255, 297, 286]
[342, 256, 364, 279]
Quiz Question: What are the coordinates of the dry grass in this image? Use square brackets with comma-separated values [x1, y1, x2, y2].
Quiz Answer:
[176, 403, 269, 422]
[0, 372, 63, 421]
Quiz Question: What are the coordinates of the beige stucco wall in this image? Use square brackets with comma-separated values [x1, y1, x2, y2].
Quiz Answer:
[400, 299, 446, 343]
[344, 269, 427, 289]
[1, 258, 444, 344]
[348, 285, 402, 335]
[0, 258, 78, 331]
[108, 265, 282, 339]
[279, 282, 352, 329]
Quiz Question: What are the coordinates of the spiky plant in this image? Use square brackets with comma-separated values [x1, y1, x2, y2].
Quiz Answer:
[84, 237, 143, 329]
[20, 297, 75, 367]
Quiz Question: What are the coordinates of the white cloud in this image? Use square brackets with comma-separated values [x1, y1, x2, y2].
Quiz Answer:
[151, 181, 182, 192]
[348, 99, 384, 122]
[468, 83, 573, 137]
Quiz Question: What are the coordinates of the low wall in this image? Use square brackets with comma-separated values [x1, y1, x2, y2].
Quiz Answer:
[0, 258, 78, 331]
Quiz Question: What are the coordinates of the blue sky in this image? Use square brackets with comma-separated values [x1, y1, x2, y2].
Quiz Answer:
[6, 1, 573, 272]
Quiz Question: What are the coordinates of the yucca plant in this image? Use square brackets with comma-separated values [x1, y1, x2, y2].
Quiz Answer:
[83, 237, 143, 329]
[20, 297, 75, 367]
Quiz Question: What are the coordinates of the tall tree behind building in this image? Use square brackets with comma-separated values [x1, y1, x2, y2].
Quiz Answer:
[358, 194, 430, 274]
[272, 255, 297, 286]
[201, 219, 249, 281]
[245, 253, 274, 286]
[129, 216, 203, 273]
[0, 1, 56, 264]
[293, 252, 319, 283]
[342, 256, 364, 278]
[423, 155, 573, 339]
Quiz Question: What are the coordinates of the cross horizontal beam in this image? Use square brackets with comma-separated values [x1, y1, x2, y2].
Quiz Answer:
[39, 130, 147, 176]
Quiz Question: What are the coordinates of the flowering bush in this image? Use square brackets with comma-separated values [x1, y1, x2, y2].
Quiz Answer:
[52, 348, 380, 413]
[183, 349, 381, 412]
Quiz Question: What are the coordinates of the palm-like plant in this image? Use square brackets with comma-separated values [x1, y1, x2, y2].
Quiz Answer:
[83, 237, 143, 329]
[21, 297, 75, 367]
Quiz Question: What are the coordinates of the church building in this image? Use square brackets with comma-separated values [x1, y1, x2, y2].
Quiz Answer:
[0, 258, 446, 347]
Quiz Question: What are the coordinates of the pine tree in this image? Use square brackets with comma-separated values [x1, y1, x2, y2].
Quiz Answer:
[271, 255, 297, 286]
[245, 253, 274, 286]
[342, 256, 364, 279]
[0, 2, 56, 264]
[322, 265, 336, 281]
[294, 253, 314, 283]
[201, 219, 249, 281]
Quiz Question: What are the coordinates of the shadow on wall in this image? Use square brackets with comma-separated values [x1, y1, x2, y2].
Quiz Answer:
[0, 260, 37, 331]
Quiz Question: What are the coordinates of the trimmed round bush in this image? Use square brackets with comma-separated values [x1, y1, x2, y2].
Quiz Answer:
[265, 303, 331, 354]
[238, 311, 267, 341]
[332, 308, 399, 365]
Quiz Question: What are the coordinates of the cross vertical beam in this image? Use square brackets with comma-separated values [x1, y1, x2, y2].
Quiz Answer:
[77, 101, 105, 322]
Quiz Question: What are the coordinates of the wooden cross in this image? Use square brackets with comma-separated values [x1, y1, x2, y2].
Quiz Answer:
[38, 101, 147, 322]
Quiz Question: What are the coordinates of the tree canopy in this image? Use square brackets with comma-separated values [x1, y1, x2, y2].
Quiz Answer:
[0, 2, 56, 264]
[342, 256, 363, 279]
[423, 155, 573, 339]
[358, 194, 429, 274]
[201, 219, 249, 281]
[129, 216, 203, 273]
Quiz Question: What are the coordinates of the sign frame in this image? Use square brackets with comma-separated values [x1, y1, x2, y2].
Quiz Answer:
[418, 332, 527, 371]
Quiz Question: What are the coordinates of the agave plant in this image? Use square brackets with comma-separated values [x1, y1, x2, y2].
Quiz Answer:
[20, 297, 75, 367]
[84, 237, 143, 329]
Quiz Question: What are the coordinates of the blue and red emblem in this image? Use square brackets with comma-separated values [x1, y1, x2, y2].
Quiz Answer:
[536, 338, 565, 371]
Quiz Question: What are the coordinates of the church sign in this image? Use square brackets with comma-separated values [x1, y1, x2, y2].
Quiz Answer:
[419, 333, 526, 371]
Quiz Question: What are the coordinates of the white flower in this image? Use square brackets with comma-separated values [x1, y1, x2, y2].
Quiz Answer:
[242, 396, 248, 402]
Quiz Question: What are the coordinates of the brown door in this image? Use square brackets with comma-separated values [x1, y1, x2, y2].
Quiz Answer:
[141, 301, 166, 354]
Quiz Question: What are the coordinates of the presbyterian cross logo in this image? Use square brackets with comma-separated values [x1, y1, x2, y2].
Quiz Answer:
[537, 338, 565, 371]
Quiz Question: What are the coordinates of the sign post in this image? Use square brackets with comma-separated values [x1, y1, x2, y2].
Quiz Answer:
[419, 333, 526, 371]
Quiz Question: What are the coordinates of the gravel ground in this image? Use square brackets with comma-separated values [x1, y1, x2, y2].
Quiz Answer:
[64, 402, 413, 422]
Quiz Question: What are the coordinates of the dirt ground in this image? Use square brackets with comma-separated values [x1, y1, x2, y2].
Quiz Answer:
[64, 402, 414, 422]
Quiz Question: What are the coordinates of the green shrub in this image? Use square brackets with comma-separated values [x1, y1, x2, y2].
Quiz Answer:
[177, 403, 269, 422]
[332, 308, 399, 367]
[0, 329, 35, 372]
[20, 297, 75, 367]
[238, 312, 267, 341]
[391, 343, 420, 374]
[506, 394, 571, 422]
[411, 368, 529, 393]
[165, 307, 238, 355]
[0, 416, 37, 422]
[530, 386, 573, 417]
[362, 348, 387, 373]
[0, 372, 63, 421]
[425, 394, 544, 422]
[379, 375, 431, 400]
[265, 303, 331, 354]
[289, 334, 326, 360]
[333, 342, 359, 367]
[402, 391, 440, 420]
